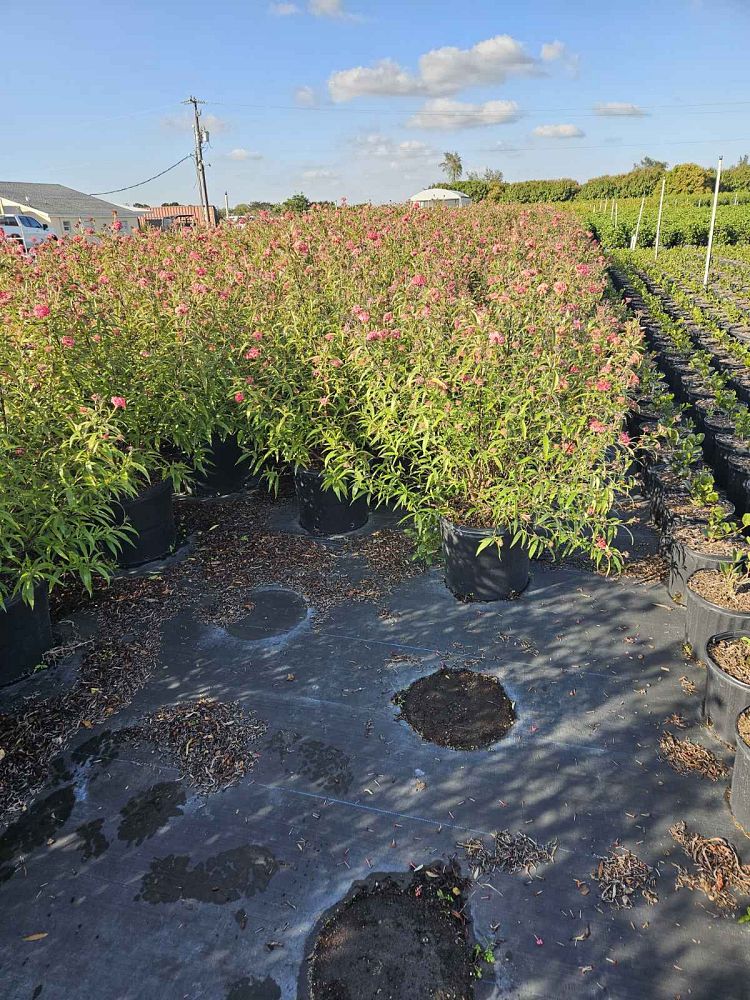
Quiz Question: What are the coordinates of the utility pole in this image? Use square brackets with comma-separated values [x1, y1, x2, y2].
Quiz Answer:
[184, 95, 212, 226]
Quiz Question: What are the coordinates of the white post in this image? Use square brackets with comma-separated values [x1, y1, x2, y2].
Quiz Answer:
[703, 155, 723, 288]
[630, 195, 646, 249]
[614, 200, 618, 229]
[224, 191, 230, 218]
[654, 177, 666, 260]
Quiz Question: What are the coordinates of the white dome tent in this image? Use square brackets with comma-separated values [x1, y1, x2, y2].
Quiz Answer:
[409, 187, 471, 208]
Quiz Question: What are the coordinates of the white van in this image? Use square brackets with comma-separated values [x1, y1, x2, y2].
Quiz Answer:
[0, 213, 56, 251]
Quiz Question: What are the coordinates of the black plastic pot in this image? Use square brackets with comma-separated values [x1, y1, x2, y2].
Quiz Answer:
[115, 479, 177, 567]
[726, 454, 750, 517]
[295, 469, 369, 536]
[440, 519, 530, 602]
[0, 585, 53, 685]
[193, 433, 253, 497]
[666, 534, 732, 605]
[731, 708, 750, 835]
[703, 633, 750, 746]
[685, 575, 750, 660]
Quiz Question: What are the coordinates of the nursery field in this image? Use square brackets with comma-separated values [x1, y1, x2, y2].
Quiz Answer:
[581, 198, 750, 249]
[2, 207, 750, 999]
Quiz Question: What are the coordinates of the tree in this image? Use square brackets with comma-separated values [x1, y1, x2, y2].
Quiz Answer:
[467, 167, 504, 183]
[666, 162, 712, 195]
[132, 202, 150, 208]
[440, 152, 463, 183]
[633, 156, 668, 171]
[736, 154, 749, 167]
[282, 193, 311, 214]
[161, 201, 180, 207]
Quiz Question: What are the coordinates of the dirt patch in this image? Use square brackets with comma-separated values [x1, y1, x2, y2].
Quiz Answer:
[709, 637, 750, 685]
[670, 820, 750, 911]
[0, 635, 155, 821]
[395, 668, 515, 751]
[346, 528, 424, 596]
[689, 570, 750, 613]
[305, 863, 476, 1000]
[591, 848, 659, 908]
[458, 830, 556, 877]
[131, 698, 266, 793]
[659, 731, 730, 781]
[739, 709, 750, 750]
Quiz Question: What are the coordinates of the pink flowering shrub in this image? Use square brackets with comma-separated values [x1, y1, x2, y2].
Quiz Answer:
[0, 201, 642, 600]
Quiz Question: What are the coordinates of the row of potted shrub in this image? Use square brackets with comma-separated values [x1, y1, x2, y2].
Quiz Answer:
[614, 266, 750, 833]
[0, 204, 643, 680]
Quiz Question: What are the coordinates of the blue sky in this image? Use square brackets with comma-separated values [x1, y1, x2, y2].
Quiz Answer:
[2, 0, 750, 206]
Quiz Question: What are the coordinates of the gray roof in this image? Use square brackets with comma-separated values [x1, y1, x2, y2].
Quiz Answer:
[0, 182, 142, 219]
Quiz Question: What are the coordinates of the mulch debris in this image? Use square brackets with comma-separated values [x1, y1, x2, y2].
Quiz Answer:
[591, 848, 659, 908]
[458, 830, 556, 878]
[670, 821, 750, 911]
[659, 731, 730, 781]
[131, 698, 266, 793]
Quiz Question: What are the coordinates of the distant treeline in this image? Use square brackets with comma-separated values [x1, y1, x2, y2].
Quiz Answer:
[436, 161, 750, 205]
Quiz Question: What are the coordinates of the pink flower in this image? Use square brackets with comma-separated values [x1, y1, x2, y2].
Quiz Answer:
[175, 303, 189, 316]
[33, 304, 50, 318]
[252, 330, 263, 341]
[575, 263, 591, 276]
[488, 332, 506, 346]
[234, 392, 245, 404]
[244, 347, 261, 360]
[319, 395, 330, 406]
[595, 537, 608, 551]
[589, 419, 607, 434]
[111, 396, 127, 409]
[61, 336, 75, 348]
[410, 274, 427, 287]
[619, 431, 631, 445]
[553, 281, 567, 295]
[92, 334, 101, 343]
[595, 379, 611, 391]
[112, 219, 123, 232]
[329, 358, 343, 368]
[293, 240, 309, 254]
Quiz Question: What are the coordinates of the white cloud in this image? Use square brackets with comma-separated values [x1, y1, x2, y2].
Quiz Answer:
[302, 168, 338, 179]
[595, 102, 647, 117]
[540, 40, 580, 76]
[408, 98, 521, 130]
[309, 0, 356, 16]
[294, 85, 317, 107]
[162, 112, 229, 134]
[352, 133, 439, 168]
[269, 1, 300, 12]
[329, 59, 421, 101]
[226, 148, 262, 161]
[329, 33, 543, 102]
[532, 123, 585, 138]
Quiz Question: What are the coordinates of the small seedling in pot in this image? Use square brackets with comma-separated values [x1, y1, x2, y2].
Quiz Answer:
[739, 906, 750, 925]
[688, 471, 719, 508]
[703, 506, 740, 542]
[718, 552, 750, 597]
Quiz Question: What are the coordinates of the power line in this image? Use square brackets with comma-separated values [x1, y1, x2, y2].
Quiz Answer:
[483, 136, 750, 154]
[90, 155, 194, 196]
[208, 98, 750, 119]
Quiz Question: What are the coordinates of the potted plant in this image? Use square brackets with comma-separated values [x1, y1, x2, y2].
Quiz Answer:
[731, 706, 750, 835]
[703, 633, 750, 746]
[0, 405, 141, 683]
[686, 554, 750, 659]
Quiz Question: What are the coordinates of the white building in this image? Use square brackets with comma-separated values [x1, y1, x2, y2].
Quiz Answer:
[0, 182, 143, 237]
[409, 187, 472, 208]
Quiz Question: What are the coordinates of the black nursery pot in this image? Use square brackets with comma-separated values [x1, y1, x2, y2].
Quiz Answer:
[666, 534, 730, 605]
[115, 479, 177, 567]
[685, 575, 750, 661]
[440, 519, 530, 602]
[0, 585, 53, 685]
[193, 433, 253, 497]
[703, 634, 750, 746]
[731, 709, 750, 835]
[295, 469, 369, 536]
